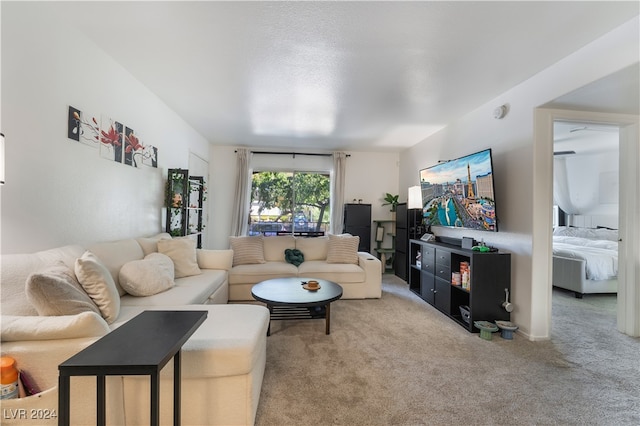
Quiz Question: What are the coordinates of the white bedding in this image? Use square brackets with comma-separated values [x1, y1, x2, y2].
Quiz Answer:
[552, 235, 618, 280]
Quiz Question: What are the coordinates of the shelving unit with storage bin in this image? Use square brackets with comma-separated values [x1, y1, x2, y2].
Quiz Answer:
[409, 238, 511, 332]
[166, 168, 205, 248]
[373, 219, 395, 273]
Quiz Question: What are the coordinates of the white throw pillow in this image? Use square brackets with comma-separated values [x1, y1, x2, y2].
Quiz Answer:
[25, 262, 101, 316]
[229, 236, 266, 265]
[157, 237, 202, 278]
[326, 234, 360, 264]
[119, 253, 175, 296]
[74, 251, 121, 324]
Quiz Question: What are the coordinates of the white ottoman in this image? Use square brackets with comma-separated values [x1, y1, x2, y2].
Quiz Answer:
[119, 304, 269, 425]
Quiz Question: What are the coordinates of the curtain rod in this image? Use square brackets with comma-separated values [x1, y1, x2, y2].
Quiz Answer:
[235, 150, 350, 158]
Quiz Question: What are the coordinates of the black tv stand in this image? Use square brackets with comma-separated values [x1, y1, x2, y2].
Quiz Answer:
[409, 239, 511, 332]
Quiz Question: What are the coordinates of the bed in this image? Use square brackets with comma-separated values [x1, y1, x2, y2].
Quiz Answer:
[552, 226, 618, 298]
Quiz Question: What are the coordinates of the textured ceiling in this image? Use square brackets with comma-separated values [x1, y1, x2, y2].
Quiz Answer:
[29, 1, 640, 151]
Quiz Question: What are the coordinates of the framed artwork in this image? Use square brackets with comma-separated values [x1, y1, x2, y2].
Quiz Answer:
[376, 226, 385, 242]
[67, 106, 100, 148]
[99, 116, 123, 162]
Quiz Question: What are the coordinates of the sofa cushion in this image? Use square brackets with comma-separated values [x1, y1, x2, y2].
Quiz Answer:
[228, 262, 298, 285]
[0, 245, 85, 316]
[120, 269, 227, 307]
[262, 235, 295, 262]
[136, 232, 173, 256]
[75, 251, 121, 324]
[119, 253, 175, 297]
[157, 238, 202, 278]
[113, 304, 269, 378]
[326, 234, 360, 264]
[229, 236, 266, 265]
[1, 312, 110, 342]
[25, 262, 101, 316]
[298, 261, 366, 283]
[87, 238, 146, 296]
[295, 236, 328, 261]
[196, 249, 234, 270]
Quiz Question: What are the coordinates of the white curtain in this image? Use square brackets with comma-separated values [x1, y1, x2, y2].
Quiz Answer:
[230, 148, 253, 236]
[553, 157, 580, 214]
[330, 152, 347, 234]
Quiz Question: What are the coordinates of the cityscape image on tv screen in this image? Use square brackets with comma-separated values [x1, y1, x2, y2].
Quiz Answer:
[419, 149, 497, 232]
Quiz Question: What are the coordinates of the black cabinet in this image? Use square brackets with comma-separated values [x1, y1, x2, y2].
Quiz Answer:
[343, 203, 371, 252]
[394, 204, 423, 280]
[409, 239, 511, 332]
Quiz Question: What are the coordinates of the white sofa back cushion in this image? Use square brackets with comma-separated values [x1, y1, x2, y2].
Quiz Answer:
[136, 232, 173, 256]
[263, 236, 295, 262]
[0, 245, 85, 316]
[88, 238, 145, 296]
[295, 236, 329, 261]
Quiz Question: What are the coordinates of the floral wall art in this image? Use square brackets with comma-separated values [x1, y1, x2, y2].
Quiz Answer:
[67, 105, 158, 168]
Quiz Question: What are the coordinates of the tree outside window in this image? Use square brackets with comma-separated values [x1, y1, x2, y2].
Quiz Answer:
[250, 171, 330, 235]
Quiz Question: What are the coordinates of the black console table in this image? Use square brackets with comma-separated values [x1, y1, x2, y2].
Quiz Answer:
[58, 310, 207, 426]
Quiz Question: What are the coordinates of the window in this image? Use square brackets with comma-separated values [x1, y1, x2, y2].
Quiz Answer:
[249, 171, 330, 236]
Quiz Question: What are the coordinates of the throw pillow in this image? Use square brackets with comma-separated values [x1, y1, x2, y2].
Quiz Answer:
[157, 238, 202, 278]
[25, 262, 101, 317]
[284, 248, 305, 267]
[75, 251, 121, 324]
[119, 253, 175, 297]
[229, 236, 266, 266]
[326, 234, 360, 264]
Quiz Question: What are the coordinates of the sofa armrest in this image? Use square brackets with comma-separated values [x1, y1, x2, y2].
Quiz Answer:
[358, 252, 382, 298]
[196, 249, 234, 270]
[1, 312, 110, 342]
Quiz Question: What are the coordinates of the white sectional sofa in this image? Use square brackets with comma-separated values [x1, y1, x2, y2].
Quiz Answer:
[228, 234, 382, 301]
[0, 233, 269, 425]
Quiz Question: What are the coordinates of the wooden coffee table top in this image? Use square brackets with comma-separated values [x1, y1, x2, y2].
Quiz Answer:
[251, 277, 343, 307]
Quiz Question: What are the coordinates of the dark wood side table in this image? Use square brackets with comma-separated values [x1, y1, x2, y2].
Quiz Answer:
[58, 310, 207, 426]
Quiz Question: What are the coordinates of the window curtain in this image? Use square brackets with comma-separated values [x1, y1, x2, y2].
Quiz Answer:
[553, 157, 579, 215]
[330, 152, 347, 234]
[230, 148, 253, 236]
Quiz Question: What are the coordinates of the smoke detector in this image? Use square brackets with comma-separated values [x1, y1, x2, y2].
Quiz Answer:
[493, 105, 508, 119]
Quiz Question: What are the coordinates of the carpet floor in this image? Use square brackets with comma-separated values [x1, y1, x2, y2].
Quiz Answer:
[254, 275, 639, 425]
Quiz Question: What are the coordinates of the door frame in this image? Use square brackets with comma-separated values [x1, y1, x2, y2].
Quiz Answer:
[533, 108, 639, 338]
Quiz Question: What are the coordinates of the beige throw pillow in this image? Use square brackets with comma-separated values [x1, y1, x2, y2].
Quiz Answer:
[75, 251, 121, 324]
[25, 262, 101, 316]
[119, 253, 175, 296]
[157, 238, 202, 278]
[326, 234, 360, 264]
[229, 236, 266, 266]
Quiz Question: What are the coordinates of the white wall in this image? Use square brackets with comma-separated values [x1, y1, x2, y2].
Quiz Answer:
[1, 3, 209, 254]
[398, 17, 639, 339]
[208, 147, 399, 249]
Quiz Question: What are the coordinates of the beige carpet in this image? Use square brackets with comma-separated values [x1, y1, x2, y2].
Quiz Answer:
[254, 275, 640, 425]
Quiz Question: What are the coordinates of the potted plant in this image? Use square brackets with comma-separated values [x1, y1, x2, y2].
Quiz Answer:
[382, 193, 399, 212]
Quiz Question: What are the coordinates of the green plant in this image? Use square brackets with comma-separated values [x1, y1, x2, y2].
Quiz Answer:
[382, 193, 399, 212]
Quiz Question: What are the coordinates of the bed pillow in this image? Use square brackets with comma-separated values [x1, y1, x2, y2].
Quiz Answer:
[229, 236, 266, 265]
[75, 251, 121, 324]
[157, 237, 202, 278]
[119, 253, 175, 296]
[25, 262, 101, 316]
[326, 234, 360, 264]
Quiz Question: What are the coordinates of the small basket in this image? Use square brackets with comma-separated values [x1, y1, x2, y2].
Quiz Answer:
[459, 306, 471, 324]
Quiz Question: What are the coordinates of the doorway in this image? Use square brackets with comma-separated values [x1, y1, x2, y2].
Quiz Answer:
[533, 108, 639, 338]
[551, 121, 620, 330]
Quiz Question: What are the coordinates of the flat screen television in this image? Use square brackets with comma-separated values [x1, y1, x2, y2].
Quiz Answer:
[419, 148, 498, 232]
